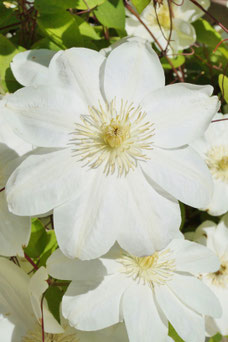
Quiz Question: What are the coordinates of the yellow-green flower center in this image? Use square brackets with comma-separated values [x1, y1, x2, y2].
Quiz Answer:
[69, 99, 154, 176]
[119, 249, 175, 287]
[146, 3, 171, 30]
[206, 145, 228, 183]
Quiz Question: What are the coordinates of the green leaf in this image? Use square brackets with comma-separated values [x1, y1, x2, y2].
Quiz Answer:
[208, 333, 222, 342]
[94, 0, 125, 29]
[24, 218, 47, 258]
[37, 10, 99, 48]
[35, 0, 78, 11]
[131, 0, 150, 14]
[219, 74, 228, 104]
[0, 34, 24, 93]
[32, 37, 62, 50]
[74, 0, 106, 9]
[39, 230, 58, 267]
[45, 286, 64, 323]
[161, 54, 185, 69]
[193, 19, 225, 52]
[168, 323, 184, 342]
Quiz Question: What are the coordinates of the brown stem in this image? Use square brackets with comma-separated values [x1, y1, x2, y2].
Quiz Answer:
[24, 252, 39, 270]
[212, 118, 228, 123]
[41, 293, 45, 342]
[189, 0, 228, 33]
[0, 187, 5, 192]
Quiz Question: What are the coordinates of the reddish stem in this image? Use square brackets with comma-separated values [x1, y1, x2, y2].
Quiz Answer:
[24, 252, 39, 270]
[0, 187, 5, 192]
[189, 0, 228, 33]
[211, 118, 228, 123]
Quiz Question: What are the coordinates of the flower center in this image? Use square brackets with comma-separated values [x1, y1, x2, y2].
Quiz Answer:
[119, 249, 175, 287]
[22, 323, 79, 342]
[208, 256, 228, 288]
[206, 145, 228, 183]
[146, 3, 171, 30]
[69, 99, 154, 176]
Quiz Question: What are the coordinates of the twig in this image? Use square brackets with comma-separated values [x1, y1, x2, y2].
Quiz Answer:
[189, 0, 228, 33]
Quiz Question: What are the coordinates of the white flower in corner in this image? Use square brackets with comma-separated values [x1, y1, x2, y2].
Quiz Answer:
[0, 143, 30, 256]
[0, 258, 131, 342]
[0, 258, 63, 341]
[5, 40, 218, 259]
[192, 113, 228, 216]
[126, 0, 210, 54]
[47, 238, 221, 342]
[186, 214, 228, 337]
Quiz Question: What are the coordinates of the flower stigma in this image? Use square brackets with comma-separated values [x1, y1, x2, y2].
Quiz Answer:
[206, 145, 228, 183]
[119, 249, 176, 287]
[69, 99, 155, 176]
[22, 323, 79, 342]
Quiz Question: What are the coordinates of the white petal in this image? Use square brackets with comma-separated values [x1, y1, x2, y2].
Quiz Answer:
[168, 239, 220, 273]
[29, 267, 63, 333]
[122, 284, 168, 342]
[141, 83, 219, 148]
[6, 148, 87, 216]
[155, 285, 205, 342]
[174, 0, 210, 22]
[205, 285, 228, 336]
[11, 49, 56, 87]
[115, 169, 182, 256]
[206, 179, 228, 216]
[142, 146, 213, 208]
[0, 143, 18, 187]
[76, 323, 129, 342]
[0, 192, 30, 256]
[0, 258, 35, 329]
[212, 213, 228, 256]
[49, 48, 105, 105]
[54, 170, 117, 260]
[62, 275, 128, 330]
[173, 19, 196, 50]
[4, 85, 85, 148]
[168, 273, 221, 318]
[103, 40, 165, 104]
[125, 17, 153, 43]
[47, 248, 109, 281]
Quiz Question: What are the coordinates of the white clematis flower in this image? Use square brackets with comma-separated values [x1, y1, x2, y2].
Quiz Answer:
[0, 257, 130, 342]
[0, 143, 30, 256]
[192, 113, 228, 216]
[126, 0, 210, 54]
[47, 238, 221, 342]
[5, 40, 218, 259]
[186, 214, 228, 336]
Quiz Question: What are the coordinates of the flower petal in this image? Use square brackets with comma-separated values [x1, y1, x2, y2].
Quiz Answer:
[141, 83, 219, 148]
[206, 180, 228, 216]
[115, 169, 182, 256]
[47, 248, 108, 281]
[168, 273, 221, 318]
[175, 0, 210, 23]
[49, 48, 105, 106]
[168, 239, 220, 274]
[142, 146, 213, 208]
[6, 148, 88, 216]
[103, 40, 165, 104]
[11, 49, 56, 87]
[0, 258, 34, 329]
[0, 192, 30, 257]
[155, 285, 205, 342]
[54, 171, 118, 260]
[62, 275, 128, 330]
[4, 85, 85, 148]
[173, 19, 196, 50]
[122, 284, 168, 342]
